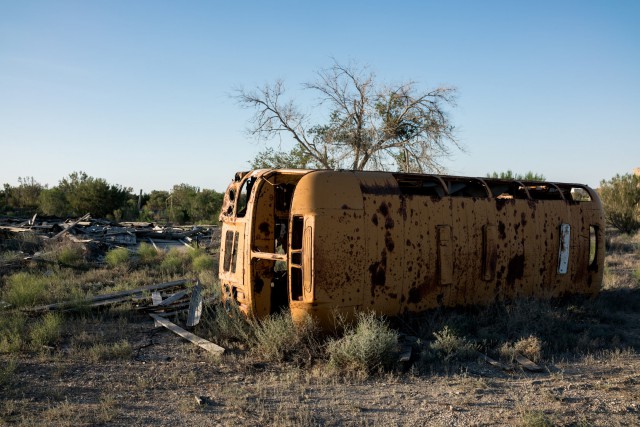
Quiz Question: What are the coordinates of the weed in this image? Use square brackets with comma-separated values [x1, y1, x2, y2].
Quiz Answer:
[500, 335, 542, 363]
[252, 311, 320, 364]
[105, 247, 130, 268]
[55, 244, 85, 268]
[0, 314, 27, 353]
[327, 311, 398, 375]
[0, 359, 17, 389]
[192, 253, 214, 273]
[87, 340, 132, 362]
[520, 410, 554, 427]
[3, 272, 47, 307]
[136, 242, 159, 265]
[430, 326, 478, 362]
[29, 312, 63, 350]
[160, 248, 190, 274]
[197, 302, 253, 346]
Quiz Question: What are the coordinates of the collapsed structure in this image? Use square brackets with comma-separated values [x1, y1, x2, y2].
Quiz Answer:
[219, 169, 604, 328]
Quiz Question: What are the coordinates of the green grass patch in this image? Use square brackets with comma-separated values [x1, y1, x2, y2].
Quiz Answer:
[160, 248, 190, 275]
[0, 314, 27, 353]
[105, 248, 130, 268]
[192, 254, 214, 273]
[55, 244, 85, 268]
[29, 312, 63, 350]
[0, 359, 17, 389]
[136, 242, 159, 264]
[3, 272, 48, 307]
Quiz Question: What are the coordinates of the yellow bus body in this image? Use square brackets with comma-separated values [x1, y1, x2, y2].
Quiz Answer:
[219, 169, 604, 329]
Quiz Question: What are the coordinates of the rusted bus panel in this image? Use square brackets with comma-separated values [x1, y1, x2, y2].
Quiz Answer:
[219, 169, 605, 328]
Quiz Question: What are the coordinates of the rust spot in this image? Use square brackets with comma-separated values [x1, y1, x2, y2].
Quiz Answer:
[406, 239, 412, 246]
[506, 254, 525, 285]
[498, 222, 506, 239]
[254, 277, 264, 294]
[385, 232, 395, 252]
[379, 202, 389, 217]
[372, 214, 379, 226]
[258, 222, 270, 235]
[369, 250, 387, 295]
[341, 204, 350, 209]
[385, 216, 395, 229]
[388, 293, 397, 299]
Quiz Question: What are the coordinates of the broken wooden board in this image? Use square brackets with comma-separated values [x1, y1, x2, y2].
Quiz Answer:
[478, 352, 512, 371]
[515, 353, 543, 372]
[28, 279, 189, 312]
[186, 283, 203, 327]
[150, 313, 224, 354]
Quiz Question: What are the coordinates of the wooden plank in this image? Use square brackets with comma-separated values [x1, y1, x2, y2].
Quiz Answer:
[187, 283, 203, 327]
[157, 289, 189, 307]
[52, 213, 91, 239]
[151, 291, 162, 306]
[478, 352, 512, 371]
[515, 353, 543, 372]
[28, 279, 189, 312]
[150, 313, 224, 354]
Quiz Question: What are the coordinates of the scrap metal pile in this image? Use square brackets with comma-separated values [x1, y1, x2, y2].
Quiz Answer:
[0, 213, 219, 250]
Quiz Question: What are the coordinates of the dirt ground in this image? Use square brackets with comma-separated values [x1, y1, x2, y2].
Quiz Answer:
[1, 231, 640, 426]
[2, 315, 639, 426]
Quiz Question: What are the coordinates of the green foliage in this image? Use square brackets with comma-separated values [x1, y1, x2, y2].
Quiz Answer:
[197, 302, 253, 346]
[251, 146, 314, 169]
[4, 272, 48, 307]
[598, 173, 640, 234]
[0, 314, 27, 353]
[520, 410, 554, 427]
[140, 186, 223, 224]
[40, 171, 133, 218]
[29, 312, 63, 349]
[252, 311, 319, 363]
[160, 248, 190, 274]
[136, 242, 159, 265]
[105, 248, 130, 268]
[192, 254, 214, 273]
[486, 170, 546, 181]
[1, 177, 46, 214]
[327, 312, 398, 375]
[55, 244, 85, 267]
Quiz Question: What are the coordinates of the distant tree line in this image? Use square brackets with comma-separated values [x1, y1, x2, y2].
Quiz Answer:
[1, 172, 224, 225]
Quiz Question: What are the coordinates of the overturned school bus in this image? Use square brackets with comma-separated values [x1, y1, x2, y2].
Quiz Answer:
[219, 169, 605, 328]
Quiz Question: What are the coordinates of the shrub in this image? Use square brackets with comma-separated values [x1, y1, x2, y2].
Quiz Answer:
[196, 303, 253, 346]
[252, 311, 319, 363]
[105, 247, 130, 268]
[429, 326, 478, 362]
[192, 254, 214, 273]
[29, 312, 63, 349]
[327, 312, 398, 375]
[160, 248, 190, 274]
[598, 173, 640, 234]
[136, 242, 159, 265]
[4, 272, 47, 307]
[499, 335, 542, 363]
[0, 314, 27, 353]
[55, 244, 85, 267]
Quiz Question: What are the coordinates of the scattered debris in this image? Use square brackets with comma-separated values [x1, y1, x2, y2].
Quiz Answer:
[0, 214, 219, 252]
[478, 352, 512, 371]
[150, 313, 225, 354]
[515, 353, 543, 372]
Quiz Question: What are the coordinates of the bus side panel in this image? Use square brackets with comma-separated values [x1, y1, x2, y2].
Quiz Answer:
[361, 194, 404, 315]
[402, 196, 450, 313]
[312, 210, 365, 310]
[449, 198, 492, 306]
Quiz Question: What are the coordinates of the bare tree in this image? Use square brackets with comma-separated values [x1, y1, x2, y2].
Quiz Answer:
[236, 60, 460, 172]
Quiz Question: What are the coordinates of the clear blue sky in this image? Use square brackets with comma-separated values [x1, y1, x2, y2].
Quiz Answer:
[1, 0, 638, 193]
